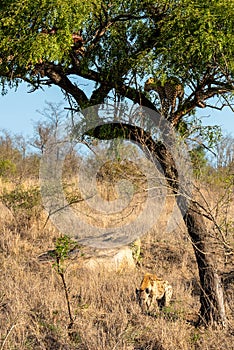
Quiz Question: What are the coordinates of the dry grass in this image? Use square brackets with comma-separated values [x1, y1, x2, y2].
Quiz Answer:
[0, 179, 234, 350]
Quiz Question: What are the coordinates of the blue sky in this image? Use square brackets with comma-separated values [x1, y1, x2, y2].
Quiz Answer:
[0, 83, 65, 137]
[1, 82, 234, 138]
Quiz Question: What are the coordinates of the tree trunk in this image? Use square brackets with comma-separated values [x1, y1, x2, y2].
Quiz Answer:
[85, 123, 227, 327]
[184, 201, 226, 327]
[154, 135, 227, 327]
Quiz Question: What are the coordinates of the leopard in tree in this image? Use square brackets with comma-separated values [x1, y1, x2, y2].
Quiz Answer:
[136, 273, 173, 314]
[144, 77, 184, 118]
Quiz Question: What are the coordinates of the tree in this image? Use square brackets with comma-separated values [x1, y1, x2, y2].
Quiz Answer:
[1, 0, 234, 327]
[214, 134, 234, 168]
[31, 102, 66, 154]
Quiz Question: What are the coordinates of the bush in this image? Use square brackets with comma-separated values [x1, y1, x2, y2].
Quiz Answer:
[0, 159, 16, 178]
[0, 185, 42, 231]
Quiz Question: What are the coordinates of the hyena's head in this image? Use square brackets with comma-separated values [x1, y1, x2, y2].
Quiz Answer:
[136, 274, 155, 313]
[136, 286, 152, 313]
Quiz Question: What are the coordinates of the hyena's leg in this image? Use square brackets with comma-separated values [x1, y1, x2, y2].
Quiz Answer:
[164, 283, 173, 307]
[149, 286, 160, 312]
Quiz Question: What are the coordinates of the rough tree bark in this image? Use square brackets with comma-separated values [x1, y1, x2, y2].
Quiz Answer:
[184, 202, 226, 327]
[86, 122, 227, 327]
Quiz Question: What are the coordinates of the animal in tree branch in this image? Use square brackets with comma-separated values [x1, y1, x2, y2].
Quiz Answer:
[144, 77, 184, 118]
[72, 32, 85, 56]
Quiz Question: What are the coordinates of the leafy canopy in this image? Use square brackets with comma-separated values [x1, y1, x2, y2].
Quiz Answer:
[0, 0, 94, 78]
[0, 0, 234, 124]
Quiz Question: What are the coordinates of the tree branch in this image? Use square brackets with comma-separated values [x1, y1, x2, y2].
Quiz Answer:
[172, 83, 233, 127]
[117, 84, 159, 112]
[35, 63, 89, 107]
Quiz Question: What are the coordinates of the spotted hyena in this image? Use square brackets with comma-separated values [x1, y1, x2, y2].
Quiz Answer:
[136, 273, 173, 313]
